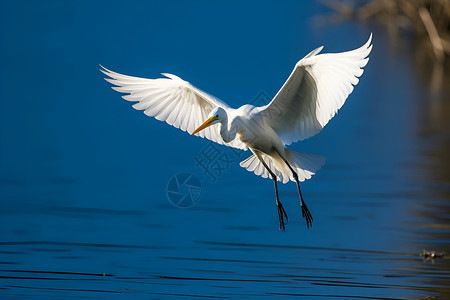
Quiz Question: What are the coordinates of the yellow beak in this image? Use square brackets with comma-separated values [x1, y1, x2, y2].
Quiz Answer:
[191, 116, 217, 135]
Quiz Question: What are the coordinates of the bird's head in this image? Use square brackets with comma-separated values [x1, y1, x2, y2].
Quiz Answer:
[191, 107, 225, 135]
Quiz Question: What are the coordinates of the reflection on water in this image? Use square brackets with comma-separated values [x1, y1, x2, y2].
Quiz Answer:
[409, 59, 450, 299]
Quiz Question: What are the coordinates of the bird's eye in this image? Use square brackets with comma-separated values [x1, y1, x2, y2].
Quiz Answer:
[215, 115, 219, 118]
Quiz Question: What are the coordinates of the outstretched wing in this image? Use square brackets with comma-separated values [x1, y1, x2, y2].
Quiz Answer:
[257, 34, 372, 145]
[101, 66, 247, 150]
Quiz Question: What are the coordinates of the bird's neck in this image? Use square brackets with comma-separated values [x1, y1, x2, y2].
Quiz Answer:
[219, 115, 237, 143]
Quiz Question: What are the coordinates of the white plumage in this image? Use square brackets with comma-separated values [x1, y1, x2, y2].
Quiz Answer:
[102, 70, 247, 150]
[258, 34, 372, 145]
[101, 34, 373, 230]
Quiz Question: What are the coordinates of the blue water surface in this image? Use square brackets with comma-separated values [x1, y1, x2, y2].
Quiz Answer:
[1, 1, 449, 299]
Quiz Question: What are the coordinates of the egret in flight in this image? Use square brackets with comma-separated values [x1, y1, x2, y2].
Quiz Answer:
[101, 34, 372, 231]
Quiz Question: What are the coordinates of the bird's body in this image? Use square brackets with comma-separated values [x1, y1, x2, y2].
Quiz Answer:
[216, 105, 283, 154]
[101, 34, 373, 230]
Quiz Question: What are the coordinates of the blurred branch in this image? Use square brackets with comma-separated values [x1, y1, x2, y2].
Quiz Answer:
[319, 0, 450, 63]
[419, 6, 445, 62]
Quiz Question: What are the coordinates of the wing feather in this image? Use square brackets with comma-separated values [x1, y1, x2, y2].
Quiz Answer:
[257, 34, 372, 145]
[101, 66, 247, 150]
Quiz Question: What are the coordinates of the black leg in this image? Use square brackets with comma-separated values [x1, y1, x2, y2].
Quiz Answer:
[255, 153, 288, 231]
[283, 159, 313, 228]
[272, 176, 288, 231]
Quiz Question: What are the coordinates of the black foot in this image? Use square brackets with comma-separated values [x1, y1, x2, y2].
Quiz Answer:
[300, 200, 313, 229]
[277, 200, 288, 231]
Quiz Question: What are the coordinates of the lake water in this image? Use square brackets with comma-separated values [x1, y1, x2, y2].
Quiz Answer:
[1, 2, 449, 299]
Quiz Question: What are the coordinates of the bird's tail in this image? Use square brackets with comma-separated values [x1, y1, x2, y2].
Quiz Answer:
[240, 149, 326, 184]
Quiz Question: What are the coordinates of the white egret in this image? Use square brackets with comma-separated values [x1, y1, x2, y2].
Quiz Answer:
[101, 34, 372, 231]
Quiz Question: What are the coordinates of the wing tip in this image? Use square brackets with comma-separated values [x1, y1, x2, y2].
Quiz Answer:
[161, 73, 183, 81]
[364, 33, 373, 55]
[99, 64, 112, 75]
[367, 32, 373, 46]
[99, 64, 120, 83]
[304, 45, 324, 60]
[99, 65, 109, 76]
